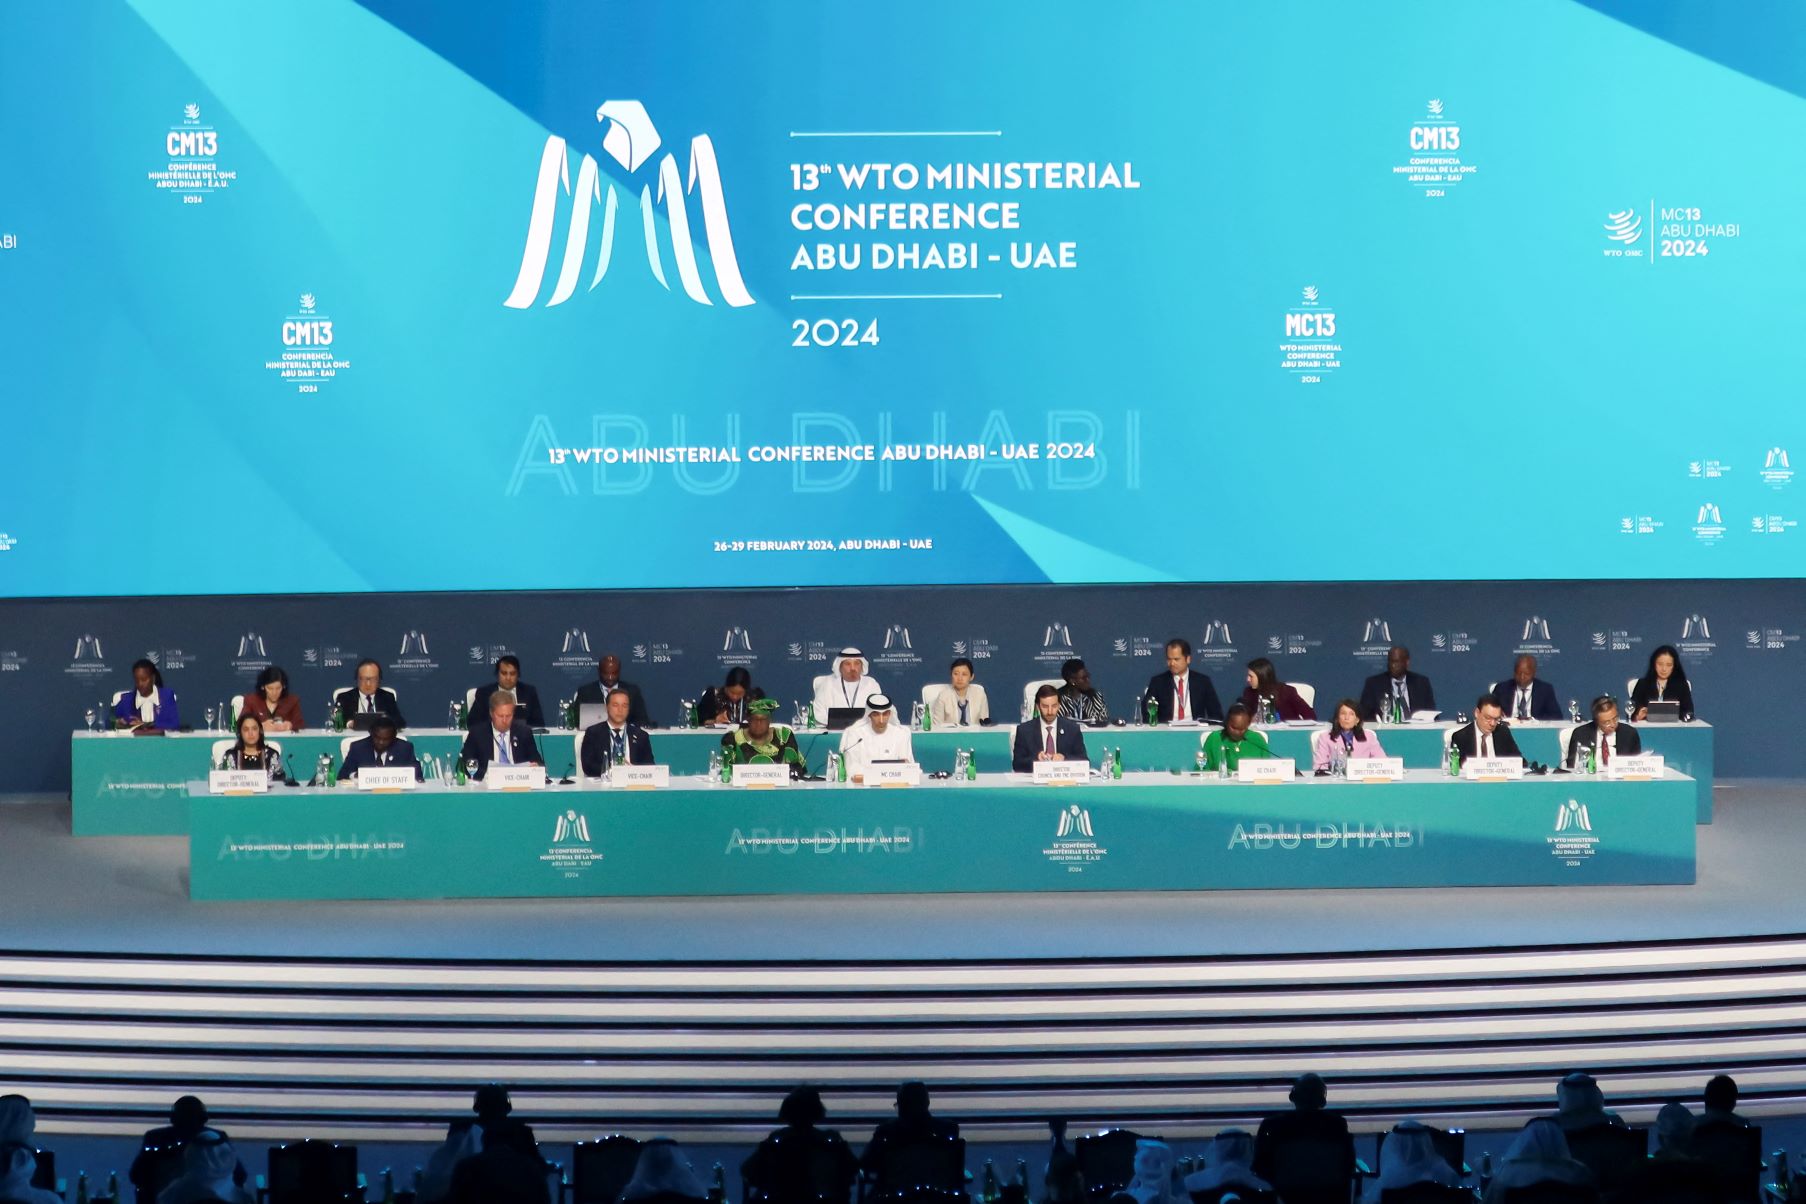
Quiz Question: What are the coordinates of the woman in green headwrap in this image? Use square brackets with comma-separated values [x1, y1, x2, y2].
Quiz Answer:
[720, 697, 808, 778]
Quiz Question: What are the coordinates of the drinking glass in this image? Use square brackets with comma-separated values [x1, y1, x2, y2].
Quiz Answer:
[84, 707, 96, 732]
[204, 706, 216, 732]
[1195, 748, 1206, 775]
[464, 756, 480, 784]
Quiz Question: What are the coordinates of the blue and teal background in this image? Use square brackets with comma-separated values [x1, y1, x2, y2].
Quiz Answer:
[1, 2, 1803, 793]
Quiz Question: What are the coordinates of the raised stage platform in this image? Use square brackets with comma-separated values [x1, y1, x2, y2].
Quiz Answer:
[1, 780, 1804, 1147]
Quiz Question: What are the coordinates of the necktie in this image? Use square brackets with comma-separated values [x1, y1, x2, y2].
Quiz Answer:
[1044, 725, 1055, 755]
[1600, 735, 1610, 764]
[1176, 678, 1187, 720]
[1482, 732, 1492, 758]
[612, 729, 626, 762]
[362, 693, 373, 713]
[957, 700, 969, 725]
[1395, 682, 1407, 710]
[496, 732, 511, 765]
[1518, 689, 1530, 720]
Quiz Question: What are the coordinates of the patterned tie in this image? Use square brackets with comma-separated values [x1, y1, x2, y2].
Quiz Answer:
[1600, 734, 1610, 764]
[496, 732, 511, 765]
[612, 729, 626, 762]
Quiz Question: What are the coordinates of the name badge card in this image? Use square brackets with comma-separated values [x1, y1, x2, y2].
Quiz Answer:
[610, 764, 670, 789]
[1032, 760, 1091, 784]
[1605, 754, 1664, 781]
[357, 767, 417, 792]
[1238, 759, 1296, 783]
[486, 765, 545, 791]
[1462, 756, 1525, 780]
[208, 770, 268, 795]
[865, 763, 922, 787]
[733, 763, 791, 788]
[1346, 757, 1405, 782]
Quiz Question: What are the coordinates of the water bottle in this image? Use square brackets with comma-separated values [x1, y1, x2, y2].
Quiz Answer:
[1144, 694, 1158, 726]
[1479, 1153, 1493, 1190]
[966, 749, 978, 781]
[806, 701, 817, 729]
[922, 701, 932, 732]
[1586, 743, 1597, 775]
[1015, 1159, 1029, 1189]
[1332, 744, 1347, 778]
[982, 1160, 1000, 1204]
[689, 699, 701, 729]
[381, 1168, 396, 1203]
[75, 1172, 88, 1204]
[710, 1165, 727, 1204]
[836, 751, 849, 783]
[325, 753, 338, 787]
[1773, 1149, 1790, 1194]
[720, 753, 734, 784]
[953, 748, 968, 780]
[1216, 749, 1230, 780]
[108, 1171, 119, 1201]
[706, 749, 722, 784]
[1111, 747, 1124, 780]
[1448, 743, 1461, 777]
[454, 756, 467, 787]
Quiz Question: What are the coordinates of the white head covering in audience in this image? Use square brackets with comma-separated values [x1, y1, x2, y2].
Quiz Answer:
[622, 1139, 708, 1201]
[1366, 1122, 1457, 1202]
[1485, 1119, 1592, 1197]
[1182, 1129, 1271, 1196]
[1124, 1139, 1180, 1204]
[159, 1131, 254, 1204]
[0, 1143, 60, 1204]
[0, 1095, 34, 1144]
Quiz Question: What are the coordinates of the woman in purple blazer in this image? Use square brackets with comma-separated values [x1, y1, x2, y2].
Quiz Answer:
[1313, 698, 1386, 770]
[113, 658, 180, 731]
[1240, 657, 1316, 721]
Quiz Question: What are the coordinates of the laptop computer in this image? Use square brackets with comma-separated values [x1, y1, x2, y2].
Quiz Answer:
[826, 707, 865, 731]
[577, 702, 609, 730]
[1642, 700, 1682, 723]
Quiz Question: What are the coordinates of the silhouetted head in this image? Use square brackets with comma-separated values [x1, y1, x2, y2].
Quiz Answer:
[896, 1081, 931, 1120]
[1289, 1074, 1328, 1112]
[170, 1095, 209, 1134]
[472, 1084, 512, 1123]
[779, 1086, 826, 1127]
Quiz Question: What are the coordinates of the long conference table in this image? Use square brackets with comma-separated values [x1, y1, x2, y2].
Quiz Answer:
[72, 719, 1717, 836]
[187, 770, 1696, 901]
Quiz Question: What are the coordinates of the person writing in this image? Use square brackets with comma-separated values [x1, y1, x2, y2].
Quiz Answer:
[930, 658, 990, 727]
[1012, 685, 1088, 772]
[721, 698, 808, 778]
[240, 665, 302, 731]
[699, 666, 763, 726]
[1312, 699, 1385, 771]
[114, 659, 180, 732]
[1630, 644, 1695, 720]
[221, 714, 287, 782]
[1200, 703, 1272, 773]
[1239, 657, 1315, 721]
[1566, 695, 1640, 768]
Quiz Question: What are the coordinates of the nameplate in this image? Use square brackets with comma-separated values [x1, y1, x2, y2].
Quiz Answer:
[610, 764, 670, 789]
[864, 763, 922, 788]
[1346, 757, 1404, 782]
[732, 763, 791, 788]
[486, 765, 545, 791]
[1238, 758, 1295, 783]
[1605, 754, 1664, 781]
[207, 770, 268, 795]
[1032, 760, 1091, 784]
[357, 767, 417, 792]
[1462, 756, 1524, 780]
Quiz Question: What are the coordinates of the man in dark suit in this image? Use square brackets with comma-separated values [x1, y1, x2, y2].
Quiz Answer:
[1495, 654, 1563, 722]
[1359, 645, 1436, 721]
[1565, 695, 1641, 768]
[1143, 638, 1224, 723]
[859, 1081, 959, 1179]
[458, 696, 543, 780]
[1450, 694, 1523, 762]
[337, 715, 423, 782]
[579, 688, 656, 778]
[130, 1096, 247, 1198]
[336, 659, 406, 728]
[574, 653, 652, 727]
[1252, 1074, 1355, 1204]
[1012, 684, 1088, 772]
[472, 655, 547, 729]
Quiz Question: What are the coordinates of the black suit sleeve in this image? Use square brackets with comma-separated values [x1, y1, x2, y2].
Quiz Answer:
[1619, 725, 1642, 755]
[459, 727, 488, 779]
[1496, 724, 1524, 760]
[521, 684, 546, 729]
[1195, 672, 1223, 722]
[1011, 723, 1035, 773]
[1358, 676, 1382, 721]
[579, 727, 604, 778]
[1413, 673, 1436, 714]
[1065, 722, 1088, 763]
[516, 725, 542, 765]
[632, 729, 655, 765]
[627, 684, 652, 728]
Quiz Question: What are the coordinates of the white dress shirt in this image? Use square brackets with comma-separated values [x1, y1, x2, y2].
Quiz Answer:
[839, 719, 914, 778]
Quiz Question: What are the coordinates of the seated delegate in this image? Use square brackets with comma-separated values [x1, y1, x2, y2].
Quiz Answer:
[1143, 638, 1223, 723]
[471, 655, 546, 729]
[338, 714, 424, 781]
[580, 689, 656, 778]
[1312, 699, 1384, 771]
[1450, 694, 1523, 763]
[1357, 645, 1435, 721]
[721, 698, 808, 778]
[1565, 695, 1640, 768]
[1013, 684, 1088, 772]
[1200, 703, 1271, 772]
[1056, 658, 1109, 724]
[930, 657, 990, 727]
[114, 658, 180, 731]
[240, 665, 302, 731]
[221, 714, 288, 782]
[457, 696, 543, 781]
[336, 659, 406, 727]
[1630, 644, 1695, 720]
[699, 665, 763, 726]
[1240, 657, 1315, 721]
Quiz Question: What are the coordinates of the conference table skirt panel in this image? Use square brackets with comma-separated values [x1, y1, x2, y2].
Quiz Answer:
[184, 770, 1696, 901]
[71, 721, 1717, 835]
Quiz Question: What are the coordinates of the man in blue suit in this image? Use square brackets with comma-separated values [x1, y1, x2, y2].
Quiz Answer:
[1494, 654, 1563, 721]
[1012, 684, 1089, 772]
[471, 655, 547, 728]
[458, 695, 543, 780]
[337, 714, 423, 781]
[579, 688, 656, 778]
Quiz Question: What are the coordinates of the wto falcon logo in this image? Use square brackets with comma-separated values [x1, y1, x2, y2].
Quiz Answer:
[145, 650, 161, 667]
[553, 809, 592, 843]
[73, 634, 104, 661]
[184, 103, 200, 122]
[1113, 639, 1130, 654]
[399, 631, 431, 657]
[1681, 614, 1711, 640]
[952, 641, 969, 657]
[723, 626, 753, 653]
[561, 628, 591, 655]
[1301, 285, 1319, 303]
[504, 99, 754, 310]
[1056, 803, 1094, 838]
[788, 642, 805, 658]
[1555, 800, 1592, 832]
[1603, 208, 1643, 245]
[882, 624, 912, 651]
[1431, 634, 1448, 650]
[298, 293, 316, 314]
[1426, 98, 1444, 117]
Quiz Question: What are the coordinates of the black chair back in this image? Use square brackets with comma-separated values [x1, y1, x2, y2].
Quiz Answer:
[1258, 1132, 1354, 1204]
[1380, 1184, 1472, 1204]
[867, 1135, 966, 1200]
[266, 1139, 360, 1203]
[1376, 1126, 1467, 1177]
[1074, 1130, 1151, 1202]
[1691, 1121, 1762, 1202]
[29, 1148, 53, 1192]
[743, 1132, 857, 1204]
[1189, 1188, 1278, 1204]
[1496, 1183, 1600, 1204]
[1560, 1125, 1646, 1194]
[572, 1135, 644, 1204]
[137, 1143, 189, 1203]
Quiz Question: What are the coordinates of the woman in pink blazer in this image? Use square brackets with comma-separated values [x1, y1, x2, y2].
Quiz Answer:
[1313, 698, 1387, 770]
